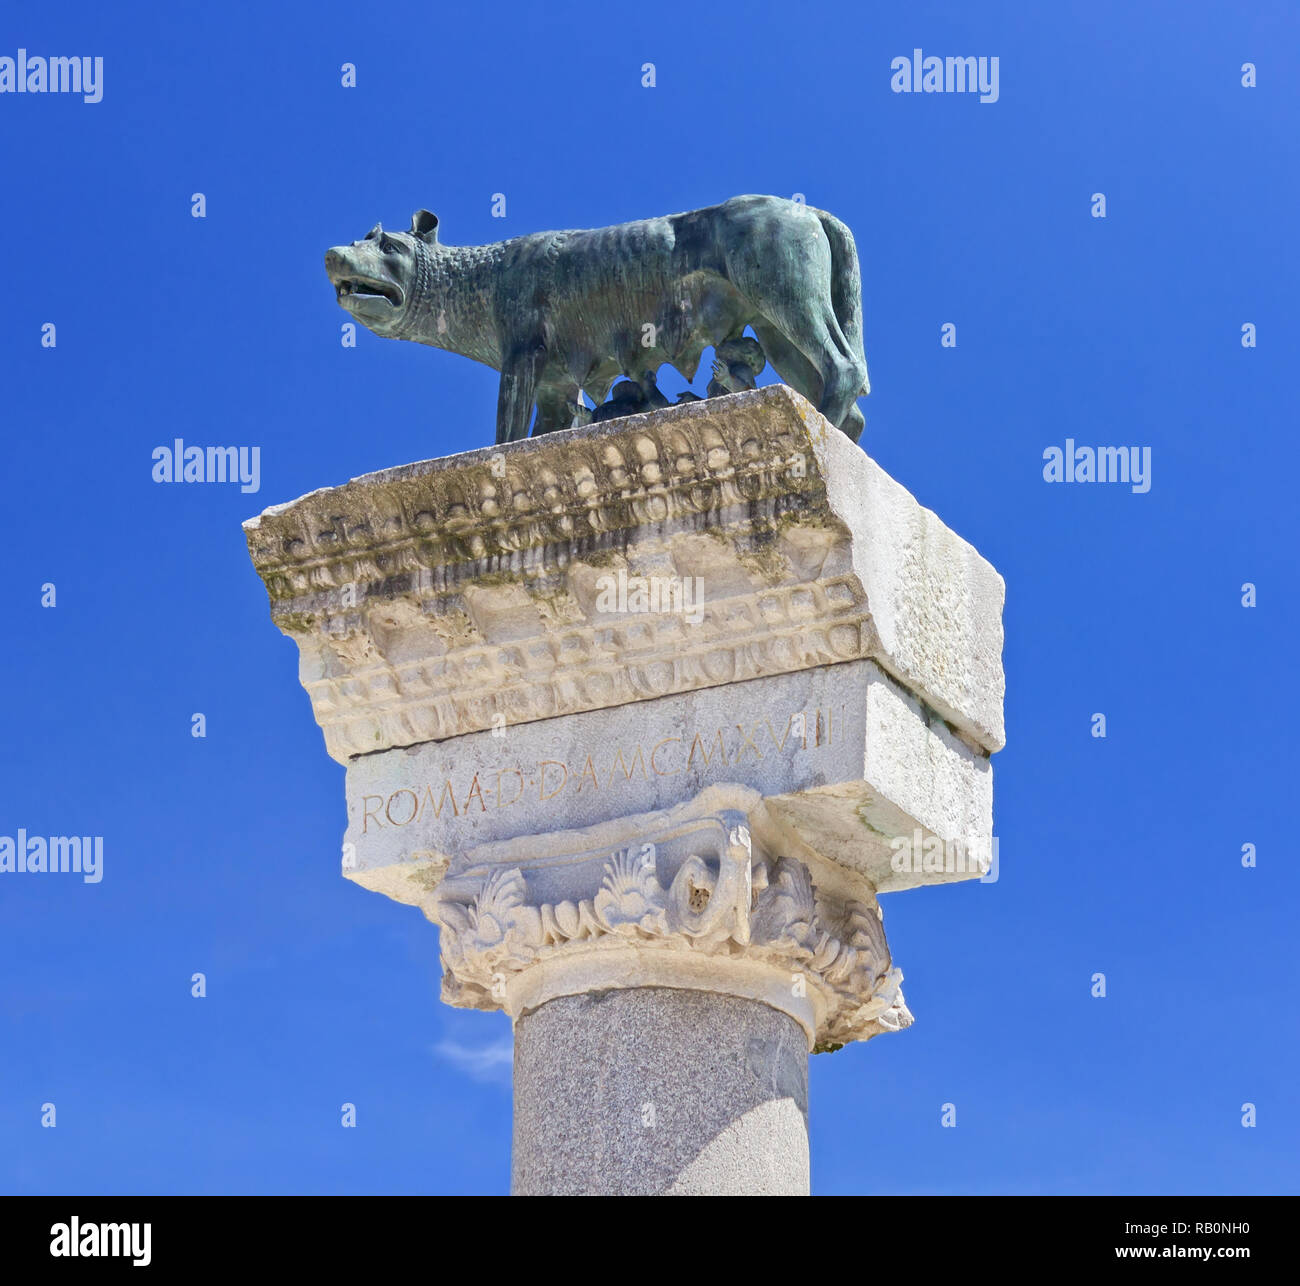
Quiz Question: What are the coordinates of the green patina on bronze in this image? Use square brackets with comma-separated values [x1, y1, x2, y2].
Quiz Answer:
[325, 195, 870, 446]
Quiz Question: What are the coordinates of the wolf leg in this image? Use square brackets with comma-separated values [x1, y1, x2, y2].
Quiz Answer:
[533, 384, 582, 435]
[749, 321, 820, 403]
[838, 403, 866, 444]
[729, 220, 866, 437]
[815, 319, 869, 432]
[753, 316, 864, 441]
[766, 297, 863, 432]
[496, 342, 547, 444]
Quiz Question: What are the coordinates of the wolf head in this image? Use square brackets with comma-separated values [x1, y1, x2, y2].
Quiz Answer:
[325, 210, 439, 336]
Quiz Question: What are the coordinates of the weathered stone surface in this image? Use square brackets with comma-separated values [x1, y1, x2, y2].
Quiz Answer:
[512, 987, 809, 1195]
[244, 388, 1005, 1057]
[816, 418, 1006, 754]
[244, 385, 1005, 761]
[343, 658, 990, 907]
[428, 795, 913, 1050]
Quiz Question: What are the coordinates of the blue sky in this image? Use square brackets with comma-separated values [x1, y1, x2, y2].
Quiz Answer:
[1, 0, 1295, 1194]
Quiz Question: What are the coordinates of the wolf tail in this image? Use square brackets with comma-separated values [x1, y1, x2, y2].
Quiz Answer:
[815, 209, 870, 396]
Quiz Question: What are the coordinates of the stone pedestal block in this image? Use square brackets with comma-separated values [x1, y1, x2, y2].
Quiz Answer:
[245, 385, 1006, 1194]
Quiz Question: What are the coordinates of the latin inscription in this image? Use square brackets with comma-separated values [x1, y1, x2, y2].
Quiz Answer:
[359, 706, 840, 834]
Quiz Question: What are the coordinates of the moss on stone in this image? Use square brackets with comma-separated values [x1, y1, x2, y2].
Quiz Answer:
[276, 611, 318, 635]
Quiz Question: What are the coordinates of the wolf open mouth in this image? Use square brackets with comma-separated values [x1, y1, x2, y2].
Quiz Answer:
[337, 276, 403, 307]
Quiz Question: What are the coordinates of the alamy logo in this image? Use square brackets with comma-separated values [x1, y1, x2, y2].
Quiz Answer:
[890, 829, 999, 883]
[152, 440, 261, 493]
[0, 831, 103, 883]
[1043, 439, 1152, 493]
[50, 1217, 150, 1267]
[890, 49, 999, 103]
[0, 51, 103, 103]
[594, 569, 704, 625]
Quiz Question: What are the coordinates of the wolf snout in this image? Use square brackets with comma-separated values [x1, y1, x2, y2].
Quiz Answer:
[324, 246, 349, 281]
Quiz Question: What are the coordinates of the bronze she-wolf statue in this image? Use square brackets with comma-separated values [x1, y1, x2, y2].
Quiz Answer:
[325, 194, 870, 444]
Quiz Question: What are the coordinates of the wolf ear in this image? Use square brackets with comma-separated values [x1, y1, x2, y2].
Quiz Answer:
[411, 210, 439, 243]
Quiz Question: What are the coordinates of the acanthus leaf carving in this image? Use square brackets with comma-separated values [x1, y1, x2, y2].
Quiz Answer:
[434, 835, 907, 1047]
[593, 846, 666, 936]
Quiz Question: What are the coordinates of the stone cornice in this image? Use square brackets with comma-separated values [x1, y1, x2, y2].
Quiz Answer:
[244, 387, 823, 594]
[244, 386, 1005, 761]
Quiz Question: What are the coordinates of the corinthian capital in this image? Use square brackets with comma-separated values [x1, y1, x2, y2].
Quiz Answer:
[431, 795, 913, 1050]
